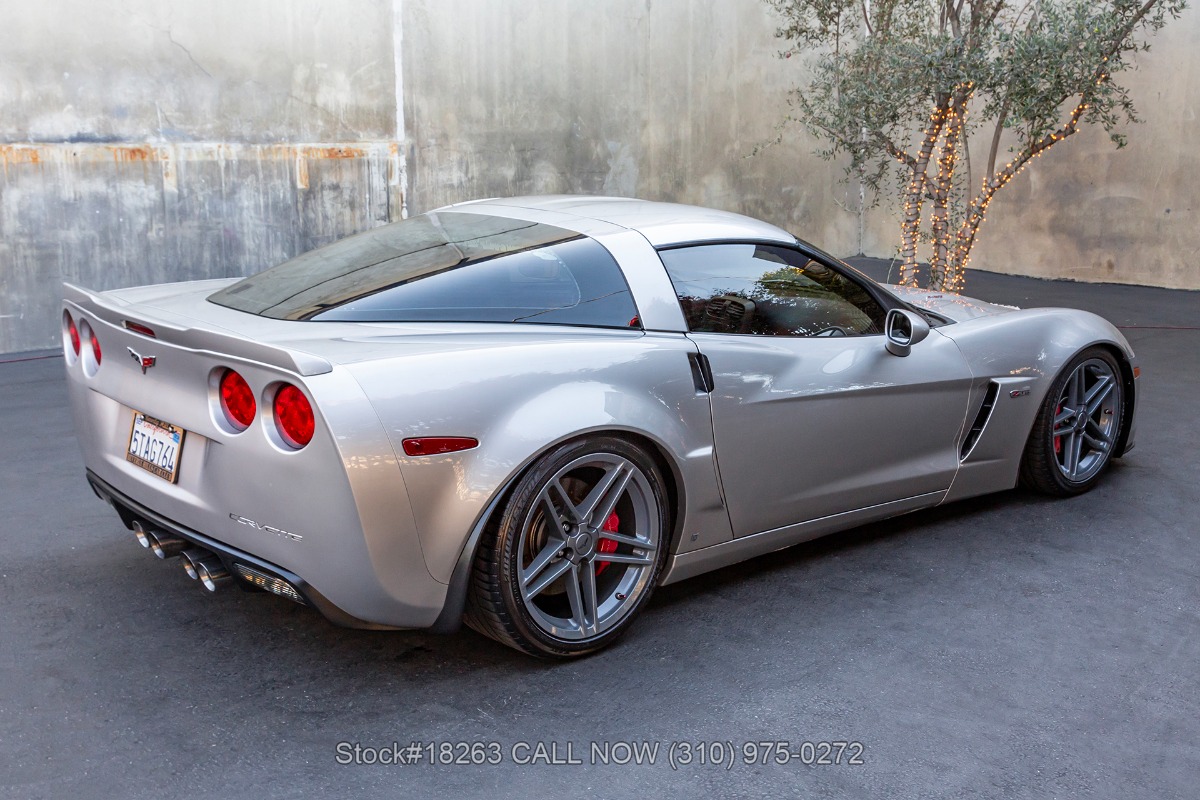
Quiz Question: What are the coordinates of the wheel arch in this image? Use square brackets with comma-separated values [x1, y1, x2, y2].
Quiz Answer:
[1018, 340, 1137, 454]
[1092, 341, 1137, 458]
[429, 425, 688, 634]
[1017, 340, 1137, 458]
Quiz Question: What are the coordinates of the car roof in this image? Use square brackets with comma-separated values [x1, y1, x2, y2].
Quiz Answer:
[443, 195, 798, 248]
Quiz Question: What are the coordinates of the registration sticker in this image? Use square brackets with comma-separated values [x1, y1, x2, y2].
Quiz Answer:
[126, 411, 186, 483]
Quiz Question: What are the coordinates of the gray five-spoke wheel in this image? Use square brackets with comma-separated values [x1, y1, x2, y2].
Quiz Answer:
[1050, 357, 1121, 483]
[515, 453, 660, 641]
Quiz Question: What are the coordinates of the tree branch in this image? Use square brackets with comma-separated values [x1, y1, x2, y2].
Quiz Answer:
[982, 0, 1006, 30]
[955, 100, 1090, 264]
[1099, 0, 1162, 66]
[986, 94, 1010, 180]
[887, 142, 918, 169]
[1019, 0, 1159, 150]
[947, 0, 963, 38]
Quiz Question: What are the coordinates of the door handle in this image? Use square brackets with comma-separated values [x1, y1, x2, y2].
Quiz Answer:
[688, 353, 714, 393]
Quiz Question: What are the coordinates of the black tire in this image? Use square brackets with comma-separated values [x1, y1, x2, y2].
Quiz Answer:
[1020, 346, 1126, 496]
[465, 436, 670, 658]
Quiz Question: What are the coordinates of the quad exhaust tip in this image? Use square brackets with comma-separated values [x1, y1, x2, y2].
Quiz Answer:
[179, 548, 232, 592]
[133, 521, 233, 593]
[132, 521, 186, 559]
[179, 548, 205, 580]
[125, 515, 304, 607]
[132, 520, 153, 549]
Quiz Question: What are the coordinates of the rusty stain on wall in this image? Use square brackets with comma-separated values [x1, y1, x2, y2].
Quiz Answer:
[1, 142, 381, 167]
[0, 141, 405, 353]
[0, 0, 411, 354]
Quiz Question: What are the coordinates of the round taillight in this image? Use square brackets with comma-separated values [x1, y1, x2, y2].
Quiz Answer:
[219, 369, 256, 430]
[64, 311, 81, 357]
[273, 384, 314, 449]
[90, 328, 102, 365]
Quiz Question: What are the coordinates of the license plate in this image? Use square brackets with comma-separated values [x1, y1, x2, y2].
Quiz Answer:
[126, 411, 186, 483]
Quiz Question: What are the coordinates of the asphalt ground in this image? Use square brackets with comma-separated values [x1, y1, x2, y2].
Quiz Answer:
[1, 263, 1197, 799]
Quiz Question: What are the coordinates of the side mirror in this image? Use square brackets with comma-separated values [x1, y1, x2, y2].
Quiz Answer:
[884, 308, 930, 357]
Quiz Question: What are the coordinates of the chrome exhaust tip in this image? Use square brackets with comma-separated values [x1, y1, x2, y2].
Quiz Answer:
[132, 520, 153, 549]
[179, 548, 231, 591]
[197, 558, 232, 592]
[150, 533, 187, 560]
[179, 548, 205, 580]
[133, 521, 186, 559]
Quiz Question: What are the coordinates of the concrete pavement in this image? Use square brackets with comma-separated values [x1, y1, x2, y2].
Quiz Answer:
[2, 265, 1197, 799]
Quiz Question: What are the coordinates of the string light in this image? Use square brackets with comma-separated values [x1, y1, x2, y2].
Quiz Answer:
[894, 87, 1087, 294]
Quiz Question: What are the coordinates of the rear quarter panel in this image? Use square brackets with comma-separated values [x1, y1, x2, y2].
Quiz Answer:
[345, 328, 732, 584]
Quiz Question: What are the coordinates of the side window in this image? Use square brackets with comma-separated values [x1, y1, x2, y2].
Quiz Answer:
[658, 243, 886, 337]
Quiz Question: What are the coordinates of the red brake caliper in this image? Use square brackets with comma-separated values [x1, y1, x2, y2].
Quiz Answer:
[596, 512, 620, 575]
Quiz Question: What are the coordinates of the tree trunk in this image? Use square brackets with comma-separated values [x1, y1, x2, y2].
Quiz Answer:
[898, 175, 924, 286]
[897, 103, 949, 286]
[928, 96, 968, 291]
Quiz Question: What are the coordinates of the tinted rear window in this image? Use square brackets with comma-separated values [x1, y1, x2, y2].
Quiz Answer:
[208, 211, 641, 328]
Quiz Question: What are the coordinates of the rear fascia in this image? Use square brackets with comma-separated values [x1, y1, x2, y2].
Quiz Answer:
[63, 296, 447, 629]
[86, 470, 398, 629]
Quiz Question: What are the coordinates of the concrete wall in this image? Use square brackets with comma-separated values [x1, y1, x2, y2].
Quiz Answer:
[0, 0, 405, 354]
[401, 0, 1200, 294]
[401, 0, 857, 240]
[1, 0, 1194, 353]
[960, 11, 1200, 290]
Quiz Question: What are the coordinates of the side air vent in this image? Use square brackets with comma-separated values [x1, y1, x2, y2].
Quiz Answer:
[960, 381, 1000, 461]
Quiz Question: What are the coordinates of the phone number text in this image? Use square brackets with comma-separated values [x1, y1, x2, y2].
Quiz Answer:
[334, 740, 866, 769]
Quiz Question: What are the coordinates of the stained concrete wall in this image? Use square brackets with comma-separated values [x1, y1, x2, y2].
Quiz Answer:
[1, 0, 1194, 354]
[0, 0, 405, 354]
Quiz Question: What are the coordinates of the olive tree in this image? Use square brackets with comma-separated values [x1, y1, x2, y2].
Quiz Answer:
[766, 0, 1187, 290]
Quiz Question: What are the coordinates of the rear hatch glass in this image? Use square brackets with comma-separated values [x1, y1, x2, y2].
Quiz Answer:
[208, 212, 640, 329]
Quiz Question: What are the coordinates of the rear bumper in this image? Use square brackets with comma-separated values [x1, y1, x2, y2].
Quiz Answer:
[61, 299, 451, 630]
[88, 469, 405, 630]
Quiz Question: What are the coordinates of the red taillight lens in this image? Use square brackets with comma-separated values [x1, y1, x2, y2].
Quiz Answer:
[90, 329, 102, 365]
[219, 370, 256, 430]
[273, 384, 314, 448]
[64, 311, 80, 356]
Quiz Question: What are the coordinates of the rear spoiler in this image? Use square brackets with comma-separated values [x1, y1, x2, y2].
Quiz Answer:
[62, 283, 333, 377]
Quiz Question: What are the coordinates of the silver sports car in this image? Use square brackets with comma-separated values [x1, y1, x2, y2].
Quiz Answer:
[63, 196, 1138, 657]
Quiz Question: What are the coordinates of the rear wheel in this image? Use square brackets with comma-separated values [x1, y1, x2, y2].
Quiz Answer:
[1020, 347, 1125, 496]
[465, 436, 669, 658]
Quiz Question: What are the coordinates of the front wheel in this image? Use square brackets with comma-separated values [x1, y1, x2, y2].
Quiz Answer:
[465, 436, 670, 658]
[1020, 347, 1125, 496]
